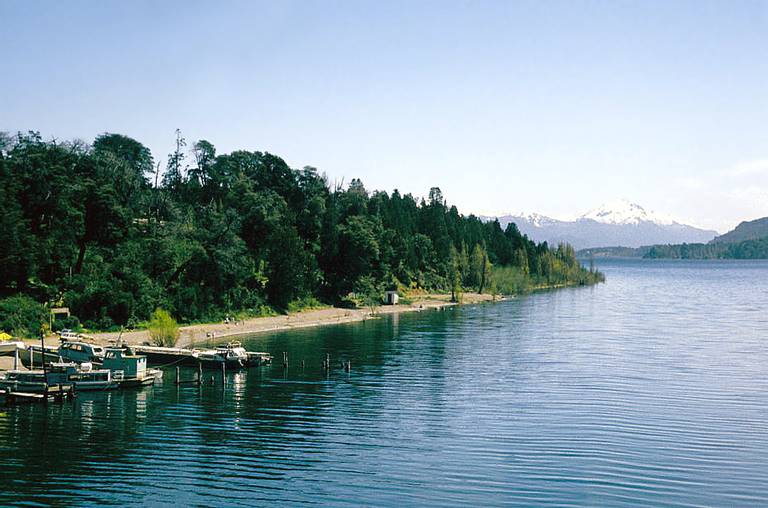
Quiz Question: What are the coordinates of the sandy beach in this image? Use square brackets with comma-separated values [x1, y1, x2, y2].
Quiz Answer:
[72, 293, 501, 348]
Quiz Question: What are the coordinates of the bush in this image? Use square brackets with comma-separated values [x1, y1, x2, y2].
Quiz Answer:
[0, 295, 49, 338]
[148, 308, 179, 347]
[491, 266, 530, 295]
[287, 296, 326, 313]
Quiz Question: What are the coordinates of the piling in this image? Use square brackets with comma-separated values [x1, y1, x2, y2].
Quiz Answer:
[221, 362, 226, 387]
[197, 362, 203, 386]
[325, 353, 330, 370]
[345, 360, 351, 372]
[282, 351, 288, 368]
[29, 346, 34, 369]
[13, 348, 18, 371]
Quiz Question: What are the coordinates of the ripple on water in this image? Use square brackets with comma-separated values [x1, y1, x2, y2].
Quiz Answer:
[1, 259, 768, 506]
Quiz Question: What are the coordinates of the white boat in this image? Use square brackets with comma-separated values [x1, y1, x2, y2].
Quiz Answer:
[196, 342, 249, 368]
[0, 341, 24, 356]
[0, 362, 116, 392]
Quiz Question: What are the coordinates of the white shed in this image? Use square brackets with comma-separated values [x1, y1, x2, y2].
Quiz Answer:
[385, 291, 399, 305]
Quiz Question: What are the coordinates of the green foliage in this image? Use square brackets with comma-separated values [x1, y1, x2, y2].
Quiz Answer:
[492, 266, 531, 294]
[0, 131, 604, 328]
[148, 308, 179, 347]
[354, 276, 383, 314]
[645, 238, 768, 259]
[287, 296, 326, 313]
[0, 295, 49, 338]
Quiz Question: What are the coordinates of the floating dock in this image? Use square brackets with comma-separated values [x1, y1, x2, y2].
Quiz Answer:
[2, 384, 76, 405]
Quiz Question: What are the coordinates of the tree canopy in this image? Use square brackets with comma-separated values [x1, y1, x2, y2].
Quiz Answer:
[0, 131, 602, 331]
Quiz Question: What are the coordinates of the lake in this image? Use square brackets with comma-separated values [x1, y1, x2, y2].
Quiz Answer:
[1, 259, 767, 506]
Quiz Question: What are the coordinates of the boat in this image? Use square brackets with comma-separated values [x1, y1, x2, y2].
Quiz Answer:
[246, 351, 273, 366]
[18, 344, 60, 368]
[58, 340, 106, 364]
[132, 343, 271, 368]
[196, 342, 249, 369]
[102, 347, 163, 387]
[0, 362, 116, 393]
[0, 340, 24, 356]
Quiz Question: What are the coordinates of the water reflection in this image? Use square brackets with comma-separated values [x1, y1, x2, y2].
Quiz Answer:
[1, 260, 768, 506]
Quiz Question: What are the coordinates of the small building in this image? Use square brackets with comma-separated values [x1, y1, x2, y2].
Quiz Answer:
[385, 291, 399, 305]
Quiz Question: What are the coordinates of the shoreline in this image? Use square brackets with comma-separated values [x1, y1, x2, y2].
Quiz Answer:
[71, 293, 501, 349]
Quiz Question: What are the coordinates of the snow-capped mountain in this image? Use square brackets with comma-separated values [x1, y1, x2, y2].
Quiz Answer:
[486, 201, 717, 250]
[579, 200, 676, 226]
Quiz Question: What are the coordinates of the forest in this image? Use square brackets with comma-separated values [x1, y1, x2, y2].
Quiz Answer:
[644, 238, 768, 260]
[0, 131, 603, 336]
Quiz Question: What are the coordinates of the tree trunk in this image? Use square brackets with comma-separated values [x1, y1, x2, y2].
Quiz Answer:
[74, 237, 87, 274]
[479, 253, 487, 294]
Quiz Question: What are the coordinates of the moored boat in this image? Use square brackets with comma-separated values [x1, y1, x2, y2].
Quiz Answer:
[58, 340, 105, 364]
[0, 362, 116, 393]
[102, 347, 163, 387]
[196, 342, 249, 369]
[18, 344, 60, 368]
[0, 340, 24, 356]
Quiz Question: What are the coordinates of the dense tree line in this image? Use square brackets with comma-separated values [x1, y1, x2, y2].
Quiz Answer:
[644, 238, 768, 260]
[0, 131, 602, 333]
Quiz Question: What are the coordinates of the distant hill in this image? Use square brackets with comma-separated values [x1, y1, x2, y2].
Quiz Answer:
[487, 200, 717, 250]
[711, 217, 768, 244]
[634, 215, 768, 259]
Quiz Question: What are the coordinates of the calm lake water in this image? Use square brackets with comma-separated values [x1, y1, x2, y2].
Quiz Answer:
[1, 259, 767, 506]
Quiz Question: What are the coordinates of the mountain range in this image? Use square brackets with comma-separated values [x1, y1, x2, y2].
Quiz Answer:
[485, 200, 718, 250]
[711, 217, 768, 244]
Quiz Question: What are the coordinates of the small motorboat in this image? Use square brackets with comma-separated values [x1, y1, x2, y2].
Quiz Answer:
[196, 342, 249, 369]
[58, 339, 105, 365]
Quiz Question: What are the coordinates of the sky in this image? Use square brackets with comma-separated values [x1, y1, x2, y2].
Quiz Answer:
[2, 0, 767, 233]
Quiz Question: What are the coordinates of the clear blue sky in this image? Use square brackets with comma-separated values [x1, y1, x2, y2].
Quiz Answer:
[2, 0, 767, 232]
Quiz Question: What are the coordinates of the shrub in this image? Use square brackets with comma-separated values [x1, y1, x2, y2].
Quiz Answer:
[0, 295, 49, 338]
[148, 308, 179, 347]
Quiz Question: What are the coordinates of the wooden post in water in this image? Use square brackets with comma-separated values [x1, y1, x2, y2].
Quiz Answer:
[325, 353, 330, 370]
[40, 331, 47, 387]
[282, 352, 288, 368]
[175, 366, 180, 385]
[345, 360, 351, 372]
[29, 345, 34, 370]
[221, 362, 226, 387]
[13, 347, 18, 371]
[197, 362, 203, 386]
